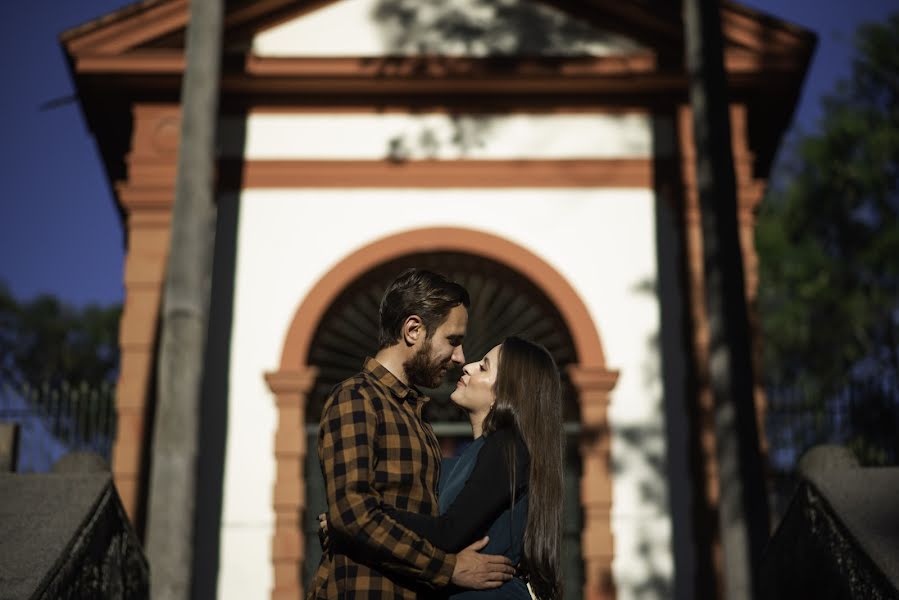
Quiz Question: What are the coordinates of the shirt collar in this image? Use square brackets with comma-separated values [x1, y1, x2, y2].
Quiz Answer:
[362, 357, 428, 404]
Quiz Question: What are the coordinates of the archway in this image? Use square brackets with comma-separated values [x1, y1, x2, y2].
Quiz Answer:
[265, 227, 618, 600]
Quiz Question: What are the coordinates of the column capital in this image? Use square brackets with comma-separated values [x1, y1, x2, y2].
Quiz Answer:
[567, 365, 619, 392]
[265, 367, 319, 395]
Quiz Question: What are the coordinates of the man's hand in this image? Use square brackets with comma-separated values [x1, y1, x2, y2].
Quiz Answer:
[450, 537, 515, 589]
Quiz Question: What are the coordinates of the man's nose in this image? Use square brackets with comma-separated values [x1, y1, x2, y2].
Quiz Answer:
[452, 345, 465, 365]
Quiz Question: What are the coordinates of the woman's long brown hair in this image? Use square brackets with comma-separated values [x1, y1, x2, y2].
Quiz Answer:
[482, 336, 564, 599]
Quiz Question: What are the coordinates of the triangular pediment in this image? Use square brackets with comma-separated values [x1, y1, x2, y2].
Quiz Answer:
[61, 0, 817, 195]
[62, 0, 814, 62]
[251, 0, 644, 58]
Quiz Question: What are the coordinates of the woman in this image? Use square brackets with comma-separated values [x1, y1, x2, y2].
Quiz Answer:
[324, 336, 565, 599]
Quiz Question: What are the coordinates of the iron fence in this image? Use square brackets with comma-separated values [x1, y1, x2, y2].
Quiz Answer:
[765, 376, 899, 520]
[0, 380, 116, 472]
[1, 371, 895, 520]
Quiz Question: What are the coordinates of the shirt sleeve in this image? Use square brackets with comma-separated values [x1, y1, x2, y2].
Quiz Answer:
[319, 386, 456, 587]
[384, 428, 530, 553]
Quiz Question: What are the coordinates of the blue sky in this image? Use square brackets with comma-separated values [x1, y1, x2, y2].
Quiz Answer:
[0, 0, 896, 308]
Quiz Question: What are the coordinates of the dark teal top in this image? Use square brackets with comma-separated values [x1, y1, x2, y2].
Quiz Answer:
[387, 428, 531, 599]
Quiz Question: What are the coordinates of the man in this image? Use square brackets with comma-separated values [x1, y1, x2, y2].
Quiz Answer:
[308, 268, 514, 598]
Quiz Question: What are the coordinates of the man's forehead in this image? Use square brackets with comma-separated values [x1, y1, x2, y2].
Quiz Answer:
[439, 304, 468, 334]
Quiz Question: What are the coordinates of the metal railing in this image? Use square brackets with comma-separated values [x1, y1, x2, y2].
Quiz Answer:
[0, 380, 116, 472]
[765, 377, 899, 519]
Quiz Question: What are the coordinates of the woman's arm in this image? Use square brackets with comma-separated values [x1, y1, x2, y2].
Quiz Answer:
[383, 428, 529, 553]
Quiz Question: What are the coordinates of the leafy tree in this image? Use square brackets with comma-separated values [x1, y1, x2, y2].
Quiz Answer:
[0, 282, 121, 389]
[756, 14, 899, 465]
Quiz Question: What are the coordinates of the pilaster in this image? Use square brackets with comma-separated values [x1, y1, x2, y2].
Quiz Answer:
[265, 367, 319, 600]
[112, 104, 179, 523]
[569, 365, 619, 600]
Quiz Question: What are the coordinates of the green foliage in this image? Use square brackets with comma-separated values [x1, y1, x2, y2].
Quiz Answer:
[757, 15, 899, 463]
[0, 282, 121, 389]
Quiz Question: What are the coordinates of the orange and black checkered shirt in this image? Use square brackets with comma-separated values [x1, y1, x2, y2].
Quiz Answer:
[307, 357, 456, 599]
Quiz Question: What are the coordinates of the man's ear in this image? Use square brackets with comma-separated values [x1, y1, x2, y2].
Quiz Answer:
[402, 315, 425, 347]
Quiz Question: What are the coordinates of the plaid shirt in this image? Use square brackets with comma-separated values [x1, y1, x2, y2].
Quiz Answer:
[307, 357, 456, 599]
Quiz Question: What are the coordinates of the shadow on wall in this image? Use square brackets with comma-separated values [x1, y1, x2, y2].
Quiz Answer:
[612, 421, 675, 600]
[366, 0, 637, 160]
[615, 269, 698, 600]
[574, 265, 677, 600]
[191, 109, 247, 600]
[372, 0, 627, 56]
[625, 178, 705, 600]
[613, 274, 677, 598]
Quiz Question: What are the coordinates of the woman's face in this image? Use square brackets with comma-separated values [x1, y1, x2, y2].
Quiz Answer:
[451, 343, 501, 416]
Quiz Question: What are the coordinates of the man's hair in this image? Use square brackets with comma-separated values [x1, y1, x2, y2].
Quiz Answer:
[377, 268, 470, 350]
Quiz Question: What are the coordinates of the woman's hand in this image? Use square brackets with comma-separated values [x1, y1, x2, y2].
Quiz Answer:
[317, 512, 330, 553]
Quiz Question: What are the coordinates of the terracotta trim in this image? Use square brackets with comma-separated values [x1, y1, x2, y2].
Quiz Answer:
[677, 102, 771, 598]
[677, 103, 723, 596]
[568, 365, 619, 600]
[113, 215, 170, 525]
[71, 51, 804, 85]
[121, 159, 655, 189]
[722, 5, 817, 53]
[729, 105, 770, 462]
[568, 366, 620, 429]
[237, 104, 653, 115]
[266, 370, 318, 395]
[278, 227, 607, 370]
[254, 95, 642, 112]
[723, 51, 807, 72]
[65, 0, 189, 55]
[110, 103, 179, 526]
[272, 227, 616, 600]
[191, 71, 783, 99]
[61, 0, 311, 52]
[75, 51, 185, 73]
[243, 52, 801, 76]
[236, 159, 655, 189]
[264, 368, 318, 600]
[116, 185, 175, 210]
[244, 53, 658, 77]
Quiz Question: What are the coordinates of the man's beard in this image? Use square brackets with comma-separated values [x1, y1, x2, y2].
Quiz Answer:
[403, 338, 447, 389]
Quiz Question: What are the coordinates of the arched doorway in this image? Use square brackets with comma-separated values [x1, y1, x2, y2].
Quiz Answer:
[265, 228, 618, 600]
[302, 251, 580, 588]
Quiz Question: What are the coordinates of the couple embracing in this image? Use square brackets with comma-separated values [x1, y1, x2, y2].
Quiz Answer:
[308, 268, 564, 600]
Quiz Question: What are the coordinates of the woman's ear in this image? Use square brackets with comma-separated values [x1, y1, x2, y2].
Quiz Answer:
[402, 315, 425, 347]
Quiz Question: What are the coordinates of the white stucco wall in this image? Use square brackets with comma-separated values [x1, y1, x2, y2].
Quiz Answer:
[220, 112, 659, 160]
[218, 190, 672, 600]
